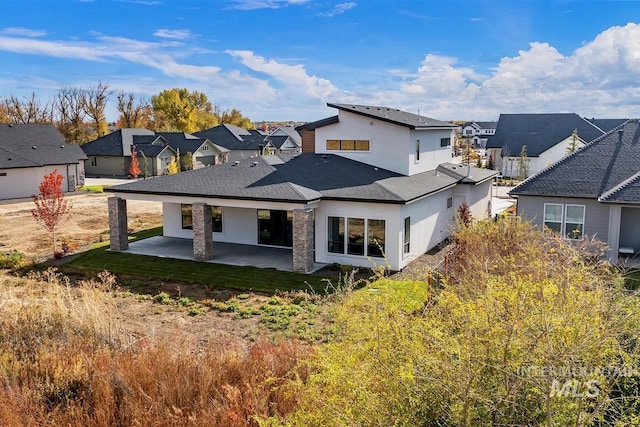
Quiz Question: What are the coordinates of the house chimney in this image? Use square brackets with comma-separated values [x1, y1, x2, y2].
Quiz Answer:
[618, 129, 624, 143]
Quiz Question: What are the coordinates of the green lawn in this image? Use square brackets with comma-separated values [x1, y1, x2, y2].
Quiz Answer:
[60, 227, 328, 293]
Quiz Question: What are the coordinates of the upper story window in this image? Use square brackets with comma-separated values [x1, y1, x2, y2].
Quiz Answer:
[465, 129, 473, 135]
[326, 139, 370, 151]
[202, 145, 209, 151]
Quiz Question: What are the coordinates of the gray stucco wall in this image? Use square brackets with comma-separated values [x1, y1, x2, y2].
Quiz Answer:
[516, 195, 610, 243]
[85, 156, 126, 177]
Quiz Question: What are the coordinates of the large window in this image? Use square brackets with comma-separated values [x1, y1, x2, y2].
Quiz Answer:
[403, 217, 411, 254]
[326, 139, 370, 151]
[181, 204, 222, 232]
[565, 205, 585, 239]
[258, 210, 293, 247]
[327, 216, 385, 258]
[543, 203, 585, 239]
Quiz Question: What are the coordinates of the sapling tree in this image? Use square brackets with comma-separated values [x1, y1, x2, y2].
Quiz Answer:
[31, 170, 71, 257]
[129, 146, 141, 178]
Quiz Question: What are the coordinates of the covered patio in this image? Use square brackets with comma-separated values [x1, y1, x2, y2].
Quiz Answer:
[119, 236, 326, 273]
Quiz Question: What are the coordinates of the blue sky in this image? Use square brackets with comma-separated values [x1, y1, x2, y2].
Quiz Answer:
[1, 0, 640, 122]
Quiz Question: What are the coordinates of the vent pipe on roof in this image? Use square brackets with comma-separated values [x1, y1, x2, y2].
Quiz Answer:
[466, 164, 472, 178]
[618, 129, 624, 144]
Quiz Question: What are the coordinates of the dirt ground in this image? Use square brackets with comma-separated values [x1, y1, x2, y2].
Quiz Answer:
[0, 191, 163, 260]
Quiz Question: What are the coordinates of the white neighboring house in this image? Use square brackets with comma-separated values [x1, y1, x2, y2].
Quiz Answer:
[486, 114, 626, 178]
[0, 123, 87, 200]
[106, 103, 497, 272]
[461, 121, 497, 148]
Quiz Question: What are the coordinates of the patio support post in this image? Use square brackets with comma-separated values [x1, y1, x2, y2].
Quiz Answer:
[108, 197, 128, 251]
[293, 208, 314, 273]
[192, 203, 213, 261]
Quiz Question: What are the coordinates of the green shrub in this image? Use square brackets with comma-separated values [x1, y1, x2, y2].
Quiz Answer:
[153, 292, 172, 305]
[0, 250, 28, 269]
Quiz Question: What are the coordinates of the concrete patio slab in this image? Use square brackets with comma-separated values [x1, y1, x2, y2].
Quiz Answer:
[119, 236, 326, 273]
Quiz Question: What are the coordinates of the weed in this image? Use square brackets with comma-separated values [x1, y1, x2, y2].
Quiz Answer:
[153, 292, 172, 305]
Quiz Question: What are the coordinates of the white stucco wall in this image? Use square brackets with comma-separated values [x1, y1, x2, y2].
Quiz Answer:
[315, 110, 452, 176]
[0, 163, 82, 200]
[397, 189, 456, 269]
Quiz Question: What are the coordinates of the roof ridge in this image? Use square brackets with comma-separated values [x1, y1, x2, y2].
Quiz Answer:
[598, 170, 640, 201]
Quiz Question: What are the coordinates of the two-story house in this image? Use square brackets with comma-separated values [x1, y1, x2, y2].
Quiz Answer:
[105, 103, 496, 273]
[486, 114, 626, 178]
[461, 121, 497, 149]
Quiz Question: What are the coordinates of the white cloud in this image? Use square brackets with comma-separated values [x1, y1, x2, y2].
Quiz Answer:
[226, 0, 308, 10]
[317, 2, 357, 17]
[1, 27, 47, 38]
[153, 29, 192, 40]
[226, 50, 338, 99]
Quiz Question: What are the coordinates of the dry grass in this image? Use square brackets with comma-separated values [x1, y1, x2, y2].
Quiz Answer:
[0, 268, 312, 426]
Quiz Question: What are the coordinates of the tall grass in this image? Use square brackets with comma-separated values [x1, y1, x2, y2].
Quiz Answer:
[0, 269, 311, 426]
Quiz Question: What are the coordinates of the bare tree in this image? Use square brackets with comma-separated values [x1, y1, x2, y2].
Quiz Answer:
[82, 81, 112, 137]
[2, 92, 52, 124]
[117, 91, 151, 128]
[53, 87, 91, 144]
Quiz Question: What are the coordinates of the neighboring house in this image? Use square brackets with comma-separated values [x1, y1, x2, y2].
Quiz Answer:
[106, 103, 496, 273]
[510, 119, 640, 260]
[195, 124, 300, 160]
[486, 113, 626, 178]
[82, 129, 229, 177]
[461, 121, 497, 148]
[156, 132, 229, 168]
[83, 128, 157, 177]
[0, 123, 86, 200]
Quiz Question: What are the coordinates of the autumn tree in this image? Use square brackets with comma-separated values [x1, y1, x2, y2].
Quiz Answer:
[219, 107, 252, 129]
[129, 146, 141, 178]
[166, 149, 180, 175]
[151, 88, 218, 133]
[31, 170, 71, 257]
[117, 91, 152, 128]
[82, 81, 112, 138]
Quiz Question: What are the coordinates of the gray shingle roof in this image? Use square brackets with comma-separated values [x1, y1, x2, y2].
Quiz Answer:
[327, 103, 456, 129]
[0, 123, 87, 169]
[82, 128, 155, 156]
[511, 119, 640, 204]
[108, 153, 470, 204]
[295, 115, 339, 131]
[486, 113, 608, 156]
[194, 124, 266, 151]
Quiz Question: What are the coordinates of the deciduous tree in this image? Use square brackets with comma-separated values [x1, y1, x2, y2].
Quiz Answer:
[2, 92, 52, 124]
[129, 146, 141, 178]
[31, 170, 71, 257]
[151, 88, 218, 133]
[82, 81, 112, 138]
[181, 151, 194, 171]
[117, 91, 152, 128]
[53, 86, 91, 144]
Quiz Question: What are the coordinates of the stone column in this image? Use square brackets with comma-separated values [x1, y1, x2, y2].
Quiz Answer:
[293, 209, 314, 273]
[192, 203, 213, 261]
[108, 197, 129, 251]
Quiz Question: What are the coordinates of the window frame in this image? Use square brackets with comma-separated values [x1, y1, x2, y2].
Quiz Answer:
[326, 215, 385, 258]
[564, 204, 585, 240]
[440, 137, 451, 147]
[403, 216, 411, 254]
[543, 203, 564, 235]
[415, 140, 420, 162]
[326, 139, 370, 151]
[447, 197, 453, 209]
